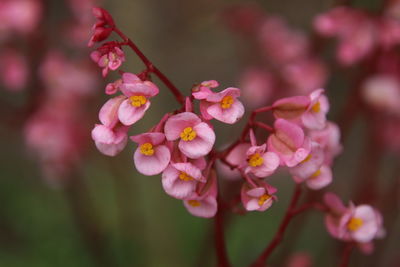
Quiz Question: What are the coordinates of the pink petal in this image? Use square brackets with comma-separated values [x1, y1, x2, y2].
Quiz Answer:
[118, 99, 150, 125]
[161, 165, 197, 199]
[207, 100, 245, 124]
[183, 196, 218, 218]
[306, 165, 332, 190]
[206, 87, 241, 102]
[164, 112, 202, 141]
[122, 72, 141, 83]
[172, 162, 204, 182]
[272, 96, 310, 120]
[178, 122, 215, 158]
[130, 132, 165, 146]
[134, 145, 171, 176]
[99, 95, 125, 127]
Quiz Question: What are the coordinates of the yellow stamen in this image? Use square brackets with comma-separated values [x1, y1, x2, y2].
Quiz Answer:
[179, 172, 194, 182]
[347, 217, 363, 231]
[140, 143, 154, 156]
[310, 169, 321, 179]
[248, 153, 264, 167]
[180, 127, 197, 141]
[311, 102, 321, 113]
[258, 194, 271, 206]
[301, 154, 312, 164]
[221, 95, 234, 109]
[188, 200, 201, 207]
[130, 95, 147, 107]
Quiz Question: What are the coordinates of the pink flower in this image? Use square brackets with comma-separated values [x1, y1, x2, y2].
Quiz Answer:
[90, 43, 125, 77]
[289, 142, 324, 180]
[91, 96, 128, 156]
[204, 87, 245, 124]
[324, 193, 384, 244]
[308, 122, 342, 165]
[192, 82, 244, 124]
[118, 73, 159, 125]
[293, 164, 332, 190]
[183, 170, 218, 218]
[130, 132, 171, 176]
[241, 181, 277, 212]
[162, 162, 205, 199]
[301, 89, 330, 130]
[164, 112, 215, 159]
[245, 131, 280, 178]
[267, 119, 311, 167]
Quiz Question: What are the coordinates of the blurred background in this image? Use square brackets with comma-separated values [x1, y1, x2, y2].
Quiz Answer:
[0, 0, 399, 266]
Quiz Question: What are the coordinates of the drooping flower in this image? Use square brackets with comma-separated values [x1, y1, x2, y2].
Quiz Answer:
[308, 122, 342, 165]
[118, 72, 159, 125]
[241, 180, 277, 212]
[162, 162, 205, 199]
[289, 141, 324, 180]
[267, 119, 311, 167]
[293, 164, 332, 190]
[130, 132, 171, 176]
[164, 112, 215, 159]
[91, 95, 128, 156]
[183, 170, 218, 218]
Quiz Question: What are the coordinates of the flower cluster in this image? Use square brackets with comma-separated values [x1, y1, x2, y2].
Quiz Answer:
[314, 6, 400, 65]
[224, 4, 328, 108]
[88, 6, 386, 260]
[324, 193, 384, 253]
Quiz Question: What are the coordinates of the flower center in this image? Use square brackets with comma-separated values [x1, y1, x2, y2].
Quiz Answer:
[301, 154, 312, 164]
[221, 95, 234, 109]
[311, 102, 321, 113]
[310, 169, 321, 179]
[258, 194, 271, 206]
[347, 217, 363, 231]
[180, 127, 197, 141]
[140, 143, 154, 156]
[248, 153, 264, 167]
[130, 95, 147, 107]
[188, 200, 201, 207]
[179, 172, 194, 181]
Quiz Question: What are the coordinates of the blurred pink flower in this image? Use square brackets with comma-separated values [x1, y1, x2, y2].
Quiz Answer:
[267, 119, 311, 167]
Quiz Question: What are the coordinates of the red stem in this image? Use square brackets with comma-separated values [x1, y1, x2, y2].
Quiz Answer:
[250, 184, 302, 267]
[339, 243, 355, 267]
[113, 27, 185, 105]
